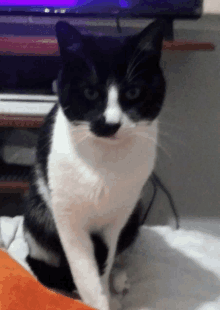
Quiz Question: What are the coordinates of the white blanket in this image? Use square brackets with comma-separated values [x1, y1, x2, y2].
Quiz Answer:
[1, 216, 220, 310]
[119, 226, 220, 310]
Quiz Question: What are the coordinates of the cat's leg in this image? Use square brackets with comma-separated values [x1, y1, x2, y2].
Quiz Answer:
[52, 218, 109, 310]
[101, 226, 126, 310]
[50, 197, 109, 310]
[111, 268, 130, 294]
[109, 200, 142, 295]
[48, 161, 110, 309]
[110, 255, 130, 294]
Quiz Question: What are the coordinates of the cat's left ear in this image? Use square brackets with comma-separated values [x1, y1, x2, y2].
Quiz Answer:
[135, 19, 167, 59]
[55, 21, 84, 58]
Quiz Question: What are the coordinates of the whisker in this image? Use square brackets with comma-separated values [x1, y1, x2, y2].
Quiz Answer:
[71, 127, 89, 134]
[70, 123, 90, 135]
[136, 121, 150, 128]
[39, 141, 52, 153]
[127, 52, 149, 82]
[127, 64, 146, 82]
[127, 67, 148, 83]
[122, 123, 148, 135]
[159, 131, 187, 148]
[127, 48, 143, 75]
[158, 119, 184, 131]
[135, 131, 171, 159]
[62, 106, 69, 112]
[160, 107, 185, 119]
[75, 132, 91, 145]
[73, 121, 89, 126]
[156, 142, 172, 159]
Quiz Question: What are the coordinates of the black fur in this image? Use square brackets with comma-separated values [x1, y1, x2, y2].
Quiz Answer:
[90, 117, 121, 137]
[56, 20, 166, 130]
[26, 232, 109, 293]
[26, 200, 142, 293]
[26, 255, 76, 293]
[36, 103, 58, 184]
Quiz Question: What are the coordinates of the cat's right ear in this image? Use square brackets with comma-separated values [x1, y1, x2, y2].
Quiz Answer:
[55, 21, 83, 58]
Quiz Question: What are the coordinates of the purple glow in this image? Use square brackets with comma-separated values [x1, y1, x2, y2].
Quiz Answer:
[1, 0, 79, 5]
[0, 0, 202, 16]
[119, 0, 129, 8]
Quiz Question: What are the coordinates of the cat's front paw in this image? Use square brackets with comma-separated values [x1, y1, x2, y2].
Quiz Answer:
[91, 295, 110, 310]
[112, 270, 130, 295]
[110, 296, 122, 310]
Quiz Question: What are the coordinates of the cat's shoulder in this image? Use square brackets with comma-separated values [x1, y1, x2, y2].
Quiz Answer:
[36, 103, 59, 179]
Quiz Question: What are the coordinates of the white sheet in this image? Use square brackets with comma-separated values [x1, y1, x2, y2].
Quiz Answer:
[118, 225, 220, 310]
[1, 216, 220, 309]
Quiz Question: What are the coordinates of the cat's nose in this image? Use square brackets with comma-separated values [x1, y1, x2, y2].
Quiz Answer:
[90, 116, 121, 138]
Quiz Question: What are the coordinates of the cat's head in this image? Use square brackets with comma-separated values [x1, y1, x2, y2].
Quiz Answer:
[55, 20, 166, 140]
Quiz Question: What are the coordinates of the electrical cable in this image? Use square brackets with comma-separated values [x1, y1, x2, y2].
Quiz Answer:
[141, 172, 180, 230]
[116, 15, 122, 33]
[141, 174, 158, 226]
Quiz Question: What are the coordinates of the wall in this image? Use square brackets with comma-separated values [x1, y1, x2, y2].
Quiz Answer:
[145, 16, 220, 233]
[204, 0, 220, 13]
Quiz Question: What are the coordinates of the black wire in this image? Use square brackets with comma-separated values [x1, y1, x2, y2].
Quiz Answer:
[152, 172, 180, 229]
[141, 172, 180, 230]
[116, 15, 122, 33]
[141, 175, 158, 225]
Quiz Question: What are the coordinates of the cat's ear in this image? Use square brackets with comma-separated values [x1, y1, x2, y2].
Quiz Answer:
[55, 21, 84, 58]
[135, 19, 166, 59]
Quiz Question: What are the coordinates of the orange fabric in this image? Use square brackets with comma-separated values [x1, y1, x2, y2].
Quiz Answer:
[0, 250, 95, 310]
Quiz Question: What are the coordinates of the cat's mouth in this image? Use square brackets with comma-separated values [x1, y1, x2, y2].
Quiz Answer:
[107, 134, 119, 140]
[95, 131, 132, 145]
[96, 134, 121, 144]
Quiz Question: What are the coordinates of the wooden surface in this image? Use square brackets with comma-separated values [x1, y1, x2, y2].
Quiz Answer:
[0, 181, 29, 193]
[0, 114, 44, 128]
[0, 36, 215, 56]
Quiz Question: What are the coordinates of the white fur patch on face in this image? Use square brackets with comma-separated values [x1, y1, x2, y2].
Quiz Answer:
[104, 85, 136, 129]
[121, 112, 136, 129]
[104, 85, 122, 124]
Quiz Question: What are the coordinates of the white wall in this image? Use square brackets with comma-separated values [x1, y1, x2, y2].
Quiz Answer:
[145, 16, 220, 233]
[204, 0, 220, 14]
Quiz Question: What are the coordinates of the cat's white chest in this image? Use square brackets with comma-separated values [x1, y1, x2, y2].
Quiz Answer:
[48, 107, 157, 231]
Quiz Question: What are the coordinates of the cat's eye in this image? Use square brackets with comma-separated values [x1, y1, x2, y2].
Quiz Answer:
[125, 87, 141, 100]
[84, 88, 99, 100]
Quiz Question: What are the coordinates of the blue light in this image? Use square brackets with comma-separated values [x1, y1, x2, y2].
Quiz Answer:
[119, 0, 129, 8]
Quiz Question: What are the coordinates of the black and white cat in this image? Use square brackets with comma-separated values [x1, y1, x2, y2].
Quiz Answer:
[23, 19, 166, 310]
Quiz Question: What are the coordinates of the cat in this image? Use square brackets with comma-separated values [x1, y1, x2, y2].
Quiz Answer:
[23, 19, 166, 310]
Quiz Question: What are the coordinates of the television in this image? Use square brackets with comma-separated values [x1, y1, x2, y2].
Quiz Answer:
[0, 0, 203, 19]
